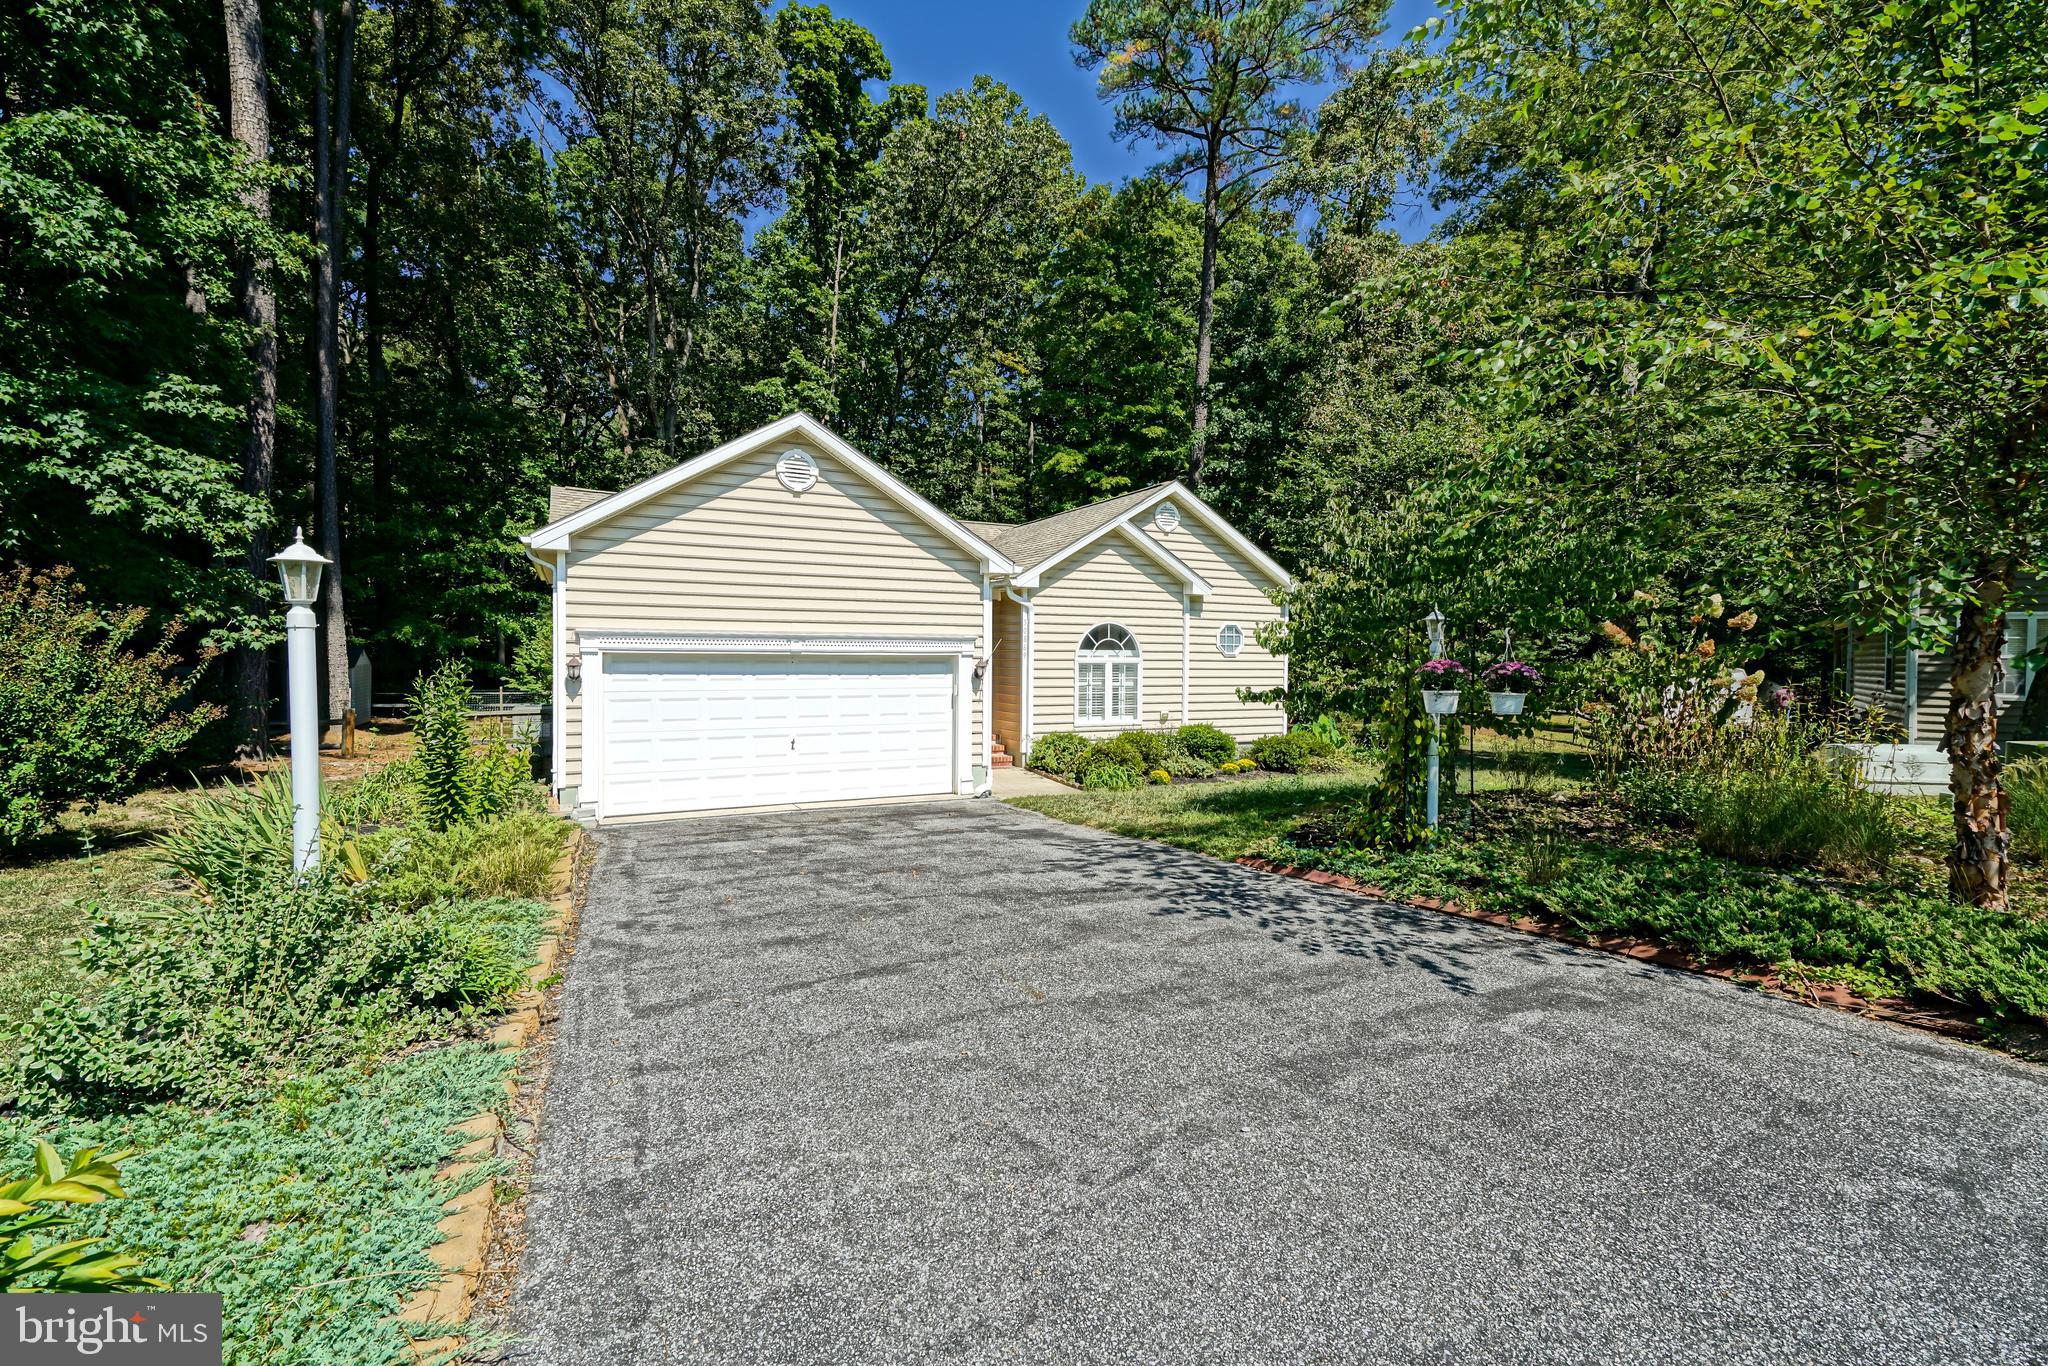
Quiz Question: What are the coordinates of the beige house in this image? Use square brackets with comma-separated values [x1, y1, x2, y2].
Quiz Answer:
[519, 414, 1289, 822]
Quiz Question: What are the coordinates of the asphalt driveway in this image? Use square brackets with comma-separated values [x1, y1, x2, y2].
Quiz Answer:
[508, 800, 2048, 1364]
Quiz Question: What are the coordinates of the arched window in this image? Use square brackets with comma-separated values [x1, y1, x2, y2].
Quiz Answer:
[1075, 624, 1140, 725]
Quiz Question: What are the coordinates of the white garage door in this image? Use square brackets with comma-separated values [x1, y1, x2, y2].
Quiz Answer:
[599, 654, 956, 817]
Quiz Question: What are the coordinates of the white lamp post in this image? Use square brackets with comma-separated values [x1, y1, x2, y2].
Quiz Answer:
[1424, 607, 1447, 828]
[270, 529, 331, 874]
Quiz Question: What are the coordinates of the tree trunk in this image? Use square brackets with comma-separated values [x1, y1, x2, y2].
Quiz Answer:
[312, 0, 356, 739]
[225, 0, 277, 760]
[1943, 558, 2014, 909]
[1189, 139, 1222, 490]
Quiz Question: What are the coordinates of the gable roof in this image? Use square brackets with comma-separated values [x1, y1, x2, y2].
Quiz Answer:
[520, 413, 1020, 575]
[961, 484, 1171, 571]
[977, 482, 1289, 593]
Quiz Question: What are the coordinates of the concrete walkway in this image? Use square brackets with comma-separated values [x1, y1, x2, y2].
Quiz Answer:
[508, 801, 2048, 1365]
[990, 764, 1072, 797]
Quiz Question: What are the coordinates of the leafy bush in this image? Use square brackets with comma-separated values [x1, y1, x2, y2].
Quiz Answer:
[0, 1142, 164, 1291]
[14, 861, 550, 1114]
[409, 664, 534, 828]
[1159, 737, 1215, 778]
[1078, 735, 1151, 778]
[0, 568, 221, 852]
[1297, 714, 1349, 752]
[1175, 723, 1237, 766]
[410, 662, 475, 829]
[1027, 731, 1092, 777]
[1080, 763, 1143, 791]
[1249, 730, 1339, 773]
[1113, 730, 1168, 768]
[1146, 769, 1171, 785]
[2011, 759, 2048, 863]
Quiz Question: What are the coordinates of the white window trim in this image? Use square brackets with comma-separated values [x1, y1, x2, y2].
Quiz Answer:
[1074, 624, 1141, 728]
[2000, 612, 2045, 699]
[1216, 623, 1244, 657]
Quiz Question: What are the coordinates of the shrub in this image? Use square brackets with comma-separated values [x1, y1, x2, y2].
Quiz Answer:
[1248, 730, 1338, 773]
[411, 662, 475, 829]
[1159, 738, 1215, 778]
[14, 855, 554, 1114]
[1079, 735, 1151, 778]
[1027, 731, 1092, 777]
[0, 1143, 163, 1291]
[1080, 763, 1143, 791]
[1175, 724, 1237, 766]
[1114, 730, 1168, 768]
[409, 664, 535, 828]
[2011, 759, 2048, 863]
[0, 568, 220, 852]
[1147, 769, 1171, 785]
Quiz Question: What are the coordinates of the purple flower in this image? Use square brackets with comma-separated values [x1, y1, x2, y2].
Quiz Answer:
[1482, 659, 1545, 694]
[1417, 657, 1470, 686]
[1766, 684, 1796, 711]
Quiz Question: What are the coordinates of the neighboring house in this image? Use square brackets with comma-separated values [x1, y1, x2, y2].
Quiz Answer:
[518, 414, 1289, 822]
[1834, 578, 2046, 791]
[1842, 577, 2047, 744]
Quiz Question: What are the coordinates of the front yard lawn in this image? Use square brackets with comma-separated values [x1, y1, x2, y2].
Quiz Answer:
[1007, 770, 1381, 858]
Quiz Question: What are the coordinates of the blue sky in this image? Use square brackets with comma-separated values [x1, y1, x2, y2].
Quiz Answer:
[821, 0, 1449, 241]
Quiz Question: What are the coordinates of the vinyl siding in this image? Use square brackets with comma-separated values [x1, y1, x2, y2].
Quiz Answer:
[992, 593, 1024, 754]
[558, 440, 984, 789]
[1164, 515, 1287, 740]
[1843, 577, 2046, 743]
[1029, 537, 1187, 737]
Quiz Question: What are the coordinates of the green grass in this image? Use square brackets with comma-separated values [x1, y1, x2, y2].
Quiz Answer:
[1008, 769, 1383, 858]
[1006, 738, 1587, 860]
[0, 789, 187, 1071]
[0, 1045, 511, 1365]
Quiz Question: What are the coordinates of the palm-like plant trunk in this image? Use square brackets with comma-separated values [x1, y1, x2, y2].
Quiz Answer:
[1944, 557, 2014, 909]
[225, 0, 277, 759]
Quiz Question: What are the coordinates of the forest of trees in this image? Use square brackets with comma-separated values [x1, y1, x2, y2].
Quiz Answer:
[2, 0, 2042, 900]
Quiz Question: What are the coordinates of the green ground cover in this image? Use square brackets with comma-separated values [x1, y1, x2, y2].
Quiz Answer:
[1011, 747, 2048, 1035]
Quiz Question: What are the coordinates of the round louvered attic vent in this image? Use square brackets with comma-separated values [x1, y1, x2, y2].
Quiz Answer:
[776, 449, 819, 493]
[1153, 503, 1181, 534]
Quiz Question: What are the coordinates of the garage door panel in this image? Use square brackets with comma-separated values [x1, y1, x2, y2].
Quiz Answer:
[600, 653, 956, 817]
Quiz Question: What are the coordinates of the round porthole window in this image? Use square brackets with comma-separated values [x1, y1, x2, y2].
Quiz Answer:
[1216, 623, 1244, 656]
[1153, 503, 1181, 534]
[776, 449, 819, 494]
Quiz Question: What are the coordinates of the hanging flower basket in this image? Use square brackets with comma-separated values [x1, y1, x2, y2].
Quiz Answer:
[1481, 660, 1544, 716]
[1417, 658, 1469, 716]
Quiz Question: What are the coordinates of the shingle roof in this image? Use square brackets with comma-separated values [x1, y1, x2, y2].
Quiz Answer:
[961, 484, 1171, 573]
[547, 485, 614, 523]
[547, 477, 1171, 574]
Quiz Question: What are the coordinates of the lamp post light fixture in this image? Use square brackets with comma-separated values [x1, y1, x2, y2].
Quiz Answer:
[270, 529, 330, 874]
[1423, 606, 1448, 829]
